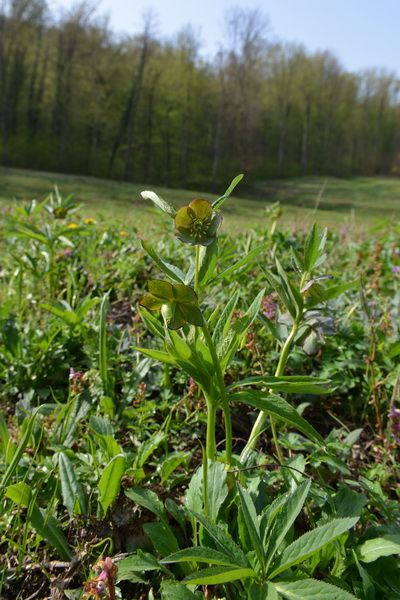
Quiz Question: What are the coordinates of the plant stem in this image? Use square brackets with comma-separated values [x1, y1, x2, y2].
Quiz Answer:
[201, 318, 232, 465]
[205, 397, 216, 461]
[194, 244, 200, 296]
[240, 320, 299, 463]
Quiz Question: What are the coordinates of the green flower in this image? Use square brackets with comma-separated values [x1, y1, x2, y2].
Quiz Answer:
[174, 199, 222, 246]
[139, 280, 203, 330]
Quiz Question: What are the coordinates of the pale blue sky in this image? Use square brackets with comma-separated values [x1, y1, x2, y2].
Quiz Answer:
[54, 0, 400, 75]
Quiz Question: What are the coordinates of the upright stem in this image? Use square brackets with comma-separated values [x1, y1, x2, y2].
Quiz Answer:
[240, 320, 300, 463]
[205, 398, 216, 461]
[194, 244, 200, 296]
[201, 318, 232, 465]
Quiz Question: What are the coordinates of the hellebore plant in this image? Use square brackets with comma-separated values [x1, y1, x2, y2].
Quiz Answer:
[138, 178, 343, 469]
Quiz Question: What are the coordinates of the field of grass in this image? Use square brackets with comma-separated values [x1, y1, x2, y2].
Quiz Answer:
[1, 166, 400, 232]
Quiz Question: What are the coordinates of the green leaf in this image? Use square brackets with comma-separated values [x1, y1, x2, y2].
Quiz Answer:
[230, 392, 324, 445]
[264, 480, 311, 567]
[189, 510, 249, 567]
[162, 546, 241, 567]
[212, 174, 244, 209]
[275, 578, 358, 599]
[141, 190, 176, 217]
[125, 486, 167, 524]
[117, 551, 161, 580]
[304, 224, 324, 272]
[207, 461, 228, 522]
[135, 430, 168, 469]
[99, 294, 113, 399]
[212, 289, 240, 350]
[248, 582, 279, 600]
[269, 517, 359, 577]
[133, 346, 176, 365]
[198, 240, 218, 287]
[183, 565, 255, 585]
[358, 535, 400, 563]
[209, 242, 268, 284]
[0, 412, 15, 464]
[220, 289, 265, 369]
[98, 454, 125, 515]
[229, 375, 332, 395]
[58, 453, 87, 515]
[237, 484, 265, 571]
[159, 451, 190, 484]
[143, 521, 180, 556]
[0, 407, 40, 490]
[142, 240, 185, 283]
[6, 482, 72, 560]
[161, 581, 202, 599]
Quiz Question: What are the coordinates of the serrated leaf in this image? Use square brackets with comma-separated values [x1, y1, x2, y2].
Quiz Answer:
[183, 565, 255, 585]
[264, 480, 311, 568]
[162, 546, 240, 567]
[275, 578, 358, 599]
[143, 521, 180, 556]
[207, 461, 228, 521]
[58, 453, 87, 515]
[189, 510, 249, 567]
[237, 484, 264, 570]
[98, 454, 125, 515]
[358, 535, 400, 563]
[125, 486, 167, 523]
[229, 375, 332, 395]
[269, 517, 359, 577]
[230, 392, 324, 445]
[117, 551, 161, 581]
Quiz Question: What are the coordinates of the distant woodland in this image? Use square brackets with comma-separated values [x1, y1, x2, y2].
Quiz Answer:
[1, 0, 400, 186]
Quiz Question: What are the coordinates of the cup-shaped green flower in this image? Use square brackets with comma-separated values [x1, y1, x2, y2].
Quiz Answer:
[174, 199, 222, 246]
[139, 280, 203, 330]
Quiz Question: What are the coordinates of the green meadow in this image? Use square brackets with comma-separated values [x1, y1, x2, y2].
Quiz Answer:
[1, 167, 399, 232]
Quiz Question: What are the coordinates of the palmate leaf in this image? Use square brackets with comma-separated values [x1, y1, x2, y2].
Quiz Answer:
[237, 484, 265, 571]
[229, 375, 332, 395]
[264, 480, 311, 569]
[229, 391, 324, 445]
[268, 517, 359, 578]
[189, 510, 249, 567]
[274, 578, 358, 599]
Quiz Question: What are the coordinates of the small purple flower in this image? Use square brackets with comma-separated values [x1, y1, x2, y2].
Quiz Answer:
[392, 266, 400, 274]
[262, 294, 278, 320]
[388, 404, 400, 442]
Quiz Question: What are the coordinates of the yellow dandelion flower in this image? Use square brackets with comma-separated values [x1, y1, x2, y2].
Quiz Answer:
[67, 223, 78, 229]
[84, 218, 95, 225]
[119, 230, 128, 237]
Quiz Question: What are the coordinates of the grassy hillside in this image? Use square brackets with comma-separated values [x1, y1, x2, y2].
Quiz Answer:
[1, 166, 400, 232]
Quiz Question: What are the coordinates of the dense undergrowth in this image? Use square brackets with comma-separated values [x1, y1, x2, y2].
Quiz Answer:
[0, 181, 399, 599]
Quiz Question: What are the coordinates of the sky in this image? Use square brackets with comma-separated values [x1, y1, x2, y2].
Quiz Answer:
[53, 0, 400, 75]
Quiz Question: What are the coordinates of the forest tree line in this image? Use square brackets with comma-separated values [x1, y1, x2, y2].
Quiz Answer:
[1, 0, 400, 186]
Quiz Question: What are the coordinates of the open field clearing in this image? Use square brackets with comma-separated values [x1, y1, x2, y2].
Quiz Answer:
[1, 167, 400, 233]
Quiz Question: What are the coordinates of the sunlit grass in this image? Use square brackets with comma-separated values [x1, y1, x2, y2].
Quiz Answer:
[1, 166, 400, 233]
